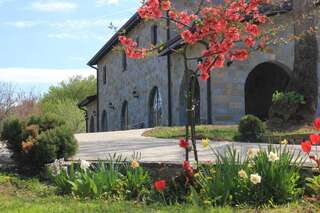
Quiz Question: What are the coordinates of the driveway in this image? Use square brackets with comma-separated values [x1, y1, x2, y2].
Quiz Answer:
[73, 129, 310, 165]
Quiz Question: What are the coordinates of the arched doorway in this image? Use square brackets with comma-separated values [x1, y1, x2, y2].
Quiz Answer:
[149, 87, 163, 127]
[121, 101, 129, 130]
[179, 76, 200, 125]
[101, 110, 108, 131]
[89, 116, 95, 132]
[245, 62, 290, 120]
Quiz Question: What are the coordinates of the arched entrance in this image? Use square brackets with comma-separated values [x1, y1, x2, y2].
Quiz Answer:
[149, 87, 163, 127]
[89, 116, 95, 132]
[245, 62, 290, 120]
[121, 101, 129, 130]
[179, 76, 200, 125]
[101, 110, 108, 131]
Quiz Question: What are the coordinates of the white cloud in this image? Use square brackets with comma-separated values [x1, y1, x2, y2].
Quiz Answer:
[31, 0, 77, 12]
[0, 67, 94, 84]
[96, 0, 120, 6]
[48, 32, 107, 41]
[5, 21, 42, 28]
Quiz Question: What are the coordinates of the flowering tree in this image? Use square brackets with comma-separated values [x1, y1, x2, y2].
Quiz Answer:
[119, 0, 271, 165]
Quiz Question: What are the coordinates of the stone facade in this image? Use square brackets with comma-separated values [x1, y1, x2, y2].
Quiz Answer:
[84, 0, 320, 133]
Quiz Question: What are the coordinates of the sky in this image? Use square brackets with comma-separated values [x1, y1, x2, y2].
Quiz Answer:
[0, 0, 140, 94]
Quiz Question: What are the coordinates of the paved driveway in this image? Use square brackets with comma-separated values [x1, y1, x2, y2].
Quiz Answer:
[73, 129, 310, 165]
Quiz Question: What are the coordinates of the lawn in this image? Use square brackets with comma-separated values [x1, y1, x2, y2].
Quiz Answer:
[143, 125, 316, 142]
[0, 172, 318, 213]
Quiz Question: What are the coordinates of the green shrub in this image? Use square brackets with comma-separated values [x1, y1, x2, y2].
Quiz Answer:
[192, 145, 302, 206]
[238, 115, 266, 142]
[0, 115, 78, 174]
[269, 91, 305, 127]
[272, 91, 305, 105]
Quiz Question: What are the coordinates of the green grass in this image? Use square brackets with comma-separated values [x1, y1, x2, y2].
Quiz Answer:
[143, 125, 238, 141]
[143, 125, 317, 142]
[0, 172, 318, 213]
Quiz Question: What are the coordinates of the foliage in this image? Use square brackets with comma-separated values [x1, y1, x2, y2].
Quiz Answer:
[51, 155, 151, 201]
[192, 145, 303, 206]
[41, 75, 96, 103]
[272, 91, 305, 105]
[306, 175, 320, 196]
[269, 91, 305, 127]
[40, 75, 96, 133]
[238, 115, 266, 142]
[2, 171, 317, 213]
[41, 99, 85, 133]
[0, 115, 77, 174]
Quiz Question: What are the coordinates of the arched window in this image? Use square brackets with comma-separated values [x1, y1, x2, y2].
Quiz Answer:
[89, 116, 95, 132]
[179, 76, 200, 125]
[149, 87, 162, 127]
[121, 101, 129, 130]
[101, 110, 108, 131]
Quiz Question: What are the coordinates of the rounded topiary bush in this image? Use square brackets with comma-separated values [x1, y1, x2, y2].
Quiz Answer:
[238, 115, 266, 142]
[0, 115, 78, 174]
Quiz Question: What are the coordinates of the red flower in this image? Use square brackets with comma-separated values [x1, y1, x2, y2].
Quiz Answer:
[179, 139, 189, 148]
[313, 118, 320, 130]
[183, 160, 193, 176]
[246, 23, 260, 37]
[310, 134, 320, 145]
[301, 141, 312, 153]
[154, 180, 166, 191]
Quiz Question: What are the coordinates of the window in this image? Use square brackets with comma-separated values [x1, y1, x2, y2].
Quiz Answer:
[89, 116, 95, 132]
[103, 65, 106, 85]
[149, 87, 162, 127]
[136, 37, 140, 46]
[121, 101, 129, 130]
[101, 110, 108, 131]
[151, 25, 158, 45]
[122, 51, 127, 71]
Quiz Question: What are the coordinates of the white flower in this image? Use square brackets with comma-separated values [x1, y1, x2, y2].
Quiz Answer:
[238, 169, 248, 179]
[250, 173, 262, 185]
[268, 151, 279, 162]
[80, 160, 91, 170]
[247, 148, 259, 159]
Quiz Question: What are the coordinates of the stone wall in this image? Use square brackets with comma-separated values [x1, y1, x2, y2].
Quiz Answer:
[89, 0, 320, 132]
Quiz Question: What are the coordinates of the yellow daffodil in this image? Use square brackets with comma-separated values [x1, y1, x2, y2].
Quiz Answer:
[130, 160, 140, 169]
[202, 138, 209, 148]
[280, 139, 288, 145]
[194, 173, 200, 178]
[238, 169, 248, 179]
[267, 151, 279, 162]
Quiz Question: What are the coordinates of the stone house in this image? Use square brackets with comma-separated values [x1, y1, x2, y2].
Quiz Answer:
[79, 0, 320, 133]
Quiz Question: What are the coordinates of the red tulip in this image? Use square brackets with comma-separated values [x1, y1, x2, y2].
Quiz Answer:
[301, 141, 312, 153]
[154, 180, 166, 191]
[313, 118, 320, 130]
[183, 160, 193, 176]
[179, 139, 189, 148]
[309, 134, 320, 145]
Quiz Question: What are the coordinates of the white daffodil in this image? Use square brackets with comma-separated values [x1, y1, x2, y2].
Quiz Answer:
[250, 173, 262, 185]
[247, 148, 259, 159]
[80, 160, 91, 170]
[268, 151, 279, 162]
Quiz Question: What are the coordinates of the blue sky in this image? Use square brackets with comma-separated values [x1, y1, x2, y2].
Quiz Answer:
[0, 0, 140, 94]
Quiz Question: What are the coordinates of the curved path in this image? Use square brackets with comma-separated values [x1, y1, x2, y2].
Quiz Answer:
[73, 129, 310, 165]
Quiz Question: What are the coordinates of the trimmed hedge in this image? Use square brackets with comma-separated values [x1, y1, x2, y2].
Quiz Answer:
[238, 115, 266, 142]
